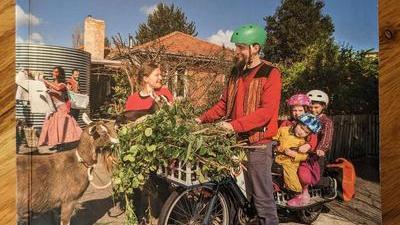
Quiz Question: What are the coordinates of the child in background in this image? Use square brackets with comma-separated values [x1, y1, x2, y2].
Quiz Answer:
[273, 113, 322, 206]
[299, 90, 336, 198]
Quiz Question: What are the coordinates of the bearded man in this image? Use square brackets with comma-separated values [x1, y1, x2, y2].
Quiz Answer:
[196, 24, 282, 225]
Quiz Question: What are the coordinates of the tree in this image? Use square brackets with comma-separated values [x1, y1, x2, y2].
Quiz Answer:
[135, 3, 197, 45]
[280, 40, 378, 115]
[72, 24, 84, 49]
[264, 0, 334, 64]
[104, 37, 111, 48]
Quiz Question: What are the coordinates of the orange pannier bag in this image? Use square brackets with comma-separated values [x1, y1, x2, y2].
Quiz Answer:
[326, 158, 356, 202]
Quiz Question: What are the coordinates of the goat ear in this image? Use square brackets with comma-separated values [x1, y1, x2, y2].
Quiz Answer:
[89, 125, 97, 135]
[82, 113, 93, 125]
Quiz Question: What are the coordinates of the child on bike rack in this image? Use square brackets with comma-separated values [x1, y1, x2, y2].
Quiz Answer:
[273, 113, 322, 206]
[280, 94, 318, 152]
[298, 90, 336, 199]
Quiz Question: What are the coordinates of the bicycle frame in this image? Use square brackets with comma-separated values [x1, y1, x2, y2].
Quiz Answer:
[197, 175, 255, 225]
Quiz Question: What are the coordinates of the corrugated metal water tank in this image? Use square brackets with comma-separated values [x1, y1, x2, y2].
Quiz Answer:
[16, 44, 91, 129]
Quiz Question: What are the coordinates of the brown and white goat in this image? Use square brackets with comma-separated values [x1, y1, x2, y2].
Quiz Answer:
[17, 116, 118, 225]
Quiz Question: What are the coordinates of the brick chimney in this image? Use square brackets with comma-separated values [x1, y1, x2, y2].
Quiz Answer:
[84, 15, 105, 60]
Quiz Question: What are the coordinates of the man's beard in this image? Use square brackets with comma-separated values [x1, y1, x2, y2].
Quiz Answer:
[233, 54, 247, 71]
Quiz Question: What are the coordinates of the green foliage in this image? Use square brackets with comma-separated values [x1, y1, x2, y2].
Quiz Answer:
[104, 37, 111, 48]
[280, 40, 378, 114]
[103, 71, 132, 117]
[264, 0, 334, 64]
[199, 80, 225, 113]
[264, 0, 377, 115]
[112, 99, 243, 224]
[135, 3, 197, 45]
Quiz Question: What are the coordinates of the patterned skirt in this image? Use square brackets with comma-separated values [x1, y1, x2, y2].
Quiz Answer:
[38, 103, 82, 147]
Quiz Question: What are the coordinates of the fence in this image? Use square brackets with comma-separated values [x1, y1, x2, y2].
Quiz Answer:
[327, 114, 379, 161]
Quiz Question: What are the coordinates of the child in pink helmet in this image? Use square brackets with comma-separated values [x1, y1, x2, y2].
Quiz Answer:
[280, 94, 318, 152]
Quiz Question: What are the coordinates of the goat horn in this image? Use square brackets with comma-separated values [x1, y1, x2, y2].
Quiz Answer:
[82, 113, 93, 125]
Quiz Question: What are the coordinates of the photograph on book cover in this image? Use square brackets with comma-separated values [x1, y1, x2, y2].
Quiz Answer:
[14, 0, 380, 225]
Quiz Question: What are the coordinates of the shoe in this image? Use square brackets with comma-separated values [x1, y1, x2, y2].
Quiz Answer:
[302, 190, 311, 204]
[287, 194, 305, 207]
[323, 177, 337, 200]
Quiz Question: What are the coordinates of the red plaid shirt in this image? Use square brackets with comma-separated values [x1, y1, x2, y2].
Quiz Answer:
[316, 114, 334, 152]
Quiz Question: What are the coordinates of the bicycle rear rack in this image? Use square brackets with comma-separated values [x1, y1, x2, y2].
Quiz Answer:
[157, 161, 210, 187]
[275, 187, 323, 206]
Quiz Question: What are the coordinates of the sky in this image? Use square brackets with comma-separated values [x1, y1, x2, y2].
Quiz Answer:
[16, 0, 378, 51]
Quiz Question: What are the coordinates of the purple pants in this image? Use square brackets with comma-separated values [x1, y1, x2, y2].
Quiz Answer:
[298, 154, 321, 186]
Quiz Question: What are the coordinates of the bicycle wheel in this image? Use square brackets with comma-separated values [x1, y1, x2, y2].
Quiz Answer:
[158, 185, 230, 225]
[297, 205, 322, 224]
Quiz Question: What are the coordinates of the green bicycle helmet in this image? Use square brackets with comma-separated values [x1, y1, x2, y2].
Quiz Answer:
[230, 24, 267, 48]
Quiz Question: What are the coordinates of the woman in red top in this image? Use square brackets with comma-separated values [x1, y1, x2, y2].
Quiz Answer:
[125, 62, 173, 121]
[66, 69, 80, 93]
[66, 69, 80, 121]
[38, 66, 82, 148]
[124, 62, 173, 220]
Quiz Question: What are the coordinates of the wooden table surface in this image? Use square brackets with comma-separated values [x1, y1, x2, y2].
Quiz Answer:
[1, 0, 400, 224]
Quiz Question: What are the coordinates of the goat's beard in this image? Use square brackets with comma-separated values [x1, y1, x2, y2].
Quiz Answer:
[99, 148, 117, 173]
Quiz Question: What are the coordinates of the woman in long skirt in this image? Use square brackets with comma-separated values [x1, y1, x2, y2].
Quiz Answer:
[38, 66, 82, 148]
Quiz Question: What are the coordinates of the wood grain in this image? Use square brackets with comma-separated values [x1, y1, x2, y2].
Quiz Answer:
[0, 0, 16, 224]
[380, 0, 400, 224]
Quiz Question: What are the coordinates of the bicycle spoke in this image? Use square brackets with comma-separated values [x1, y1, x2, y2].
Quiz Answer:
[171, 198, 193, 223]
[170, 205, 190, 219]
[168, 216, 189, 225]
[182, 199, 196, 221]
[192, 189, 205, 216]
[164, 187, 228, 225]
[183, 194, 194, 217]
[173, 202, 187, 215]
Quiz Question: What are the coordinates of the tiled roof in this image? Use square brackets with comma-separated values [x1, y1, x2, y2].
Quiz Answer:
[132, 31, 233, 59]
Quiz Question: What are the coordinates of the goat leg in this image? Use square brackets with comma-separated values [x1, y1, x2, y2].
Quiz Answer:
[60, 201, 76, 225]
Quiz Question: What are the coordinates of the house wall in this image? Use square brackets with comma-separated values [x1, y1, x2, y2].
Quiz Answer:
[185, 69, 225, 107]
[84, 16, 105, 60]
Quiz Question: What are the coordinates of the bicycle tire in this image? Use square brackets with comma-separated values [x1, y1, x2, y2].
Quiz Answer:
[297, 205, 322, 224]
[158, 185, 230, 225]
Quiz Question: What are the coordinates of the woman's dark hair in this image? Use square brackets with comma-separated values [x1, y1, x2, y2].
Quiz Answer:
[53, 66, 66, 83]
[52, 66, 68, 101]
